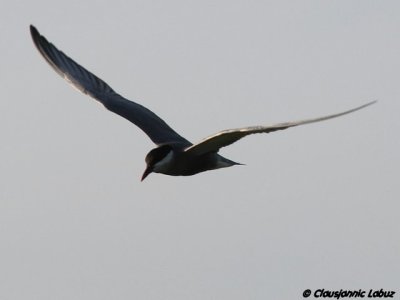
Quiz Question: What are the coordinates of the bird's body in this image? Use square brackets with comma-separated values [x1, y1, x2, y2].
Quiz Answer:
[143, 144, 239, 178]
[30, 25, 375, 181]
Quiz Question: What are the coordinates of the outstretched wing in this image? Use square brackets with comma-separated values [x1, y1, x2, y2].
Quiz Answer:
[30, 25, 191, 146]
[185, 101, 376, 155]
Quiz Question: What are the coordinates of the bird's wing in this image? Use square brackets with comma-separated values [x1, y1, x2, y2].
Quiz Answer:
[184, 101, 376, 155]
[30, 25, 191, 146]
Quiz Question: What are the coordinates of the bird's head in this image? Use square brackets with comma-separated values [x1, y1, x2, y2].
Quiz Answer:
[141, 145, 174, 181]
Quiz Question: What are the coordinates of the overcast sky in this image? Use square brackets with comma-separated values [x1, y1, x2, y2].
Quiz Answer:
[1, 1, 399, 299]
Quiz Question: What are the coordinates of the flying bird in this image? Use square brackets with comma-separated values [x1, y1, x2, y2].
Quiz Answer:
[30, 25, 375, 181]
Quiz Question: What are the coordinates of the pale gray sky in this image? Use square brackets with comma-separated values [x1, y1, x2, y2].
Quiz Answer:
[1, 1, 399, 299]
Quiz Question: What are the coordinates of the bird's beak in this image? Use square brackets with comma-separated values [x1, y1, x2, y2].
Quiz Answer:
[141, 166, 152, 181]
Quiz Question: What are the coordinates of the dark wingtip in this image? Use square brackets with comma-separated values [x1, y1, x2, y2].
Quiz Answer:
[29, 25, 43, 51]
[30, 25, 39, 39]
[29, 25, 54, 67]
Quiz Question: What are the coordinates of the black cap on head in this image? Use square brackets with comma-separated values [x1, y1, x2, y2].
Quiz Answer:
[145, 145, 173, 164]
[141, 145, 173, 181]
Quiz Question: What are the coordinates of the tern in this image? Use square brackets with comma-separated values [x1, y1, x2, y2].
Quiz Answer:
[30, 25, 375, 181]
